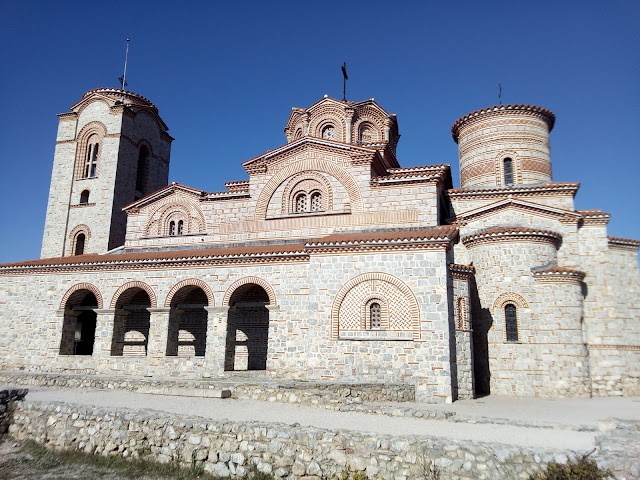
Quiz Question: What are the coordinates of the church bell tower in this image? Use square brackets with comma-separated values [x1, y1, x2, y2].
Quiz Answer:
[41, 88, 172, 258]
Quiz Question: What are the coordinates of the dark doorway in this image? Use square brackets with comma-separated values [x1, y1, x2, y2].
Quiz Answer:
[225, 284, 270, 371]
[111, 288, 151, 356]
[167, 286, 209, 357]
[59, 290, 98, 355]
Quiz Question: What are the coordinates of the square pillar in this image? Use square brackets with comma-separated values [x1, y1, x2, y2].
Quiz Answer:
[204, 306, 228, 377]
[147, 308, 171, 366]
[93, 309, 116, 360]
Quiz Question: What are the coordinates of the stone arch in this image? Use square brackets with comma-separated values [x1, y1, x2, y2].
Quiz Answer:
[164, 279, 215, 307]
[255, 158, 363, 220]
[110, 281, 157, 309]
[60, 283, 103, 310]
[331, 272, 420, 340]
[281, 171, 334, 214]
[223, 276, 276, 306]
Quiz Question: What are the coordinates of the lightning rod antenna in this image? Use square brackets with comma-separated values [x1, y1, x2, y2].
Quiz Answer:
[121, 38, 130, 90]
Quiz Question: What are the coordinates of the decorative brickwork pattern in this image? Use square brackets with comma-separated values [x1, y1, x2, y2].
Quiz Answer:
[255, 157, 363, 220]
[281, 172, 333, 215]
[331, 273, 420, 340]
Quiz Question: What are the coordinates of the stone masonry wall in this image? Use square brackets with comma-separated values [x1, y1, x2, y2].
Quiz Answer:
[465, 238, 590, 397]
[0, 248, 454, 402]
[8, 400, 640, 479]
[579, 226, 640, 397]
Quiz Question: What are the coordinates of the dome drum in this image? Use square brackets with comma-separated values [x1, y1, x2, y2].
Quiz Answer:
[452, 105, 555, 189]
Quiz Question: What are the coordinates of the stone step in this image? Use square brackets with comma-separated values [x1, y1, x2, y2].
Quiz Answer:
[136, 386, 231, 399]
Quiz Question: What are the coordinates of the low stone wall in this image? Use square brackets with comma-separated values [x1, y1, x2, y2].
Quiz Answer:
[0, 389, 28, 436]
[6, 400, 593, 480]
[0, 371, 414, 405]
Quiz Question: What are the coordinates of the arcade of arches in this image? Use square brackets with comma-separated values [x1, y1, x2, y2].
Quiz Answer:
[58, 282, 271, 371]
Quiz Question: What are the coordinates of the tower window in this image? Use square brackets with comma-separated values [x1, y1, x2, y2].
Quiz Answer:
[169, 221, 176, 236]
[370, 303, 381, 328]
[79, 190, 90, 205]
[84, 142, 99, 178]
[177, 220, 184, 235]
[505, 303, 518, 342]
[136, 145, 150, 193]
[503, 157, 513, 185]
[74, 233, 86, 255]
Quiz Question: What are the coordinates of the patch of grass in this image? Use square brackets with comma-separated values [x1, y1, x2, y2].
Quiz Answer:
[2, 439, 216, 479]
[529, 455, 613, 480]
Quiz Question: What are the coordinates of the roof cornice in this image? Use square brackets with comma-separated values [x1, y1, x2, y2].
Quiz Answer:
[447, 183, 579, 199]
[451, 104, 555, 143]
[462, 226, 562, 248]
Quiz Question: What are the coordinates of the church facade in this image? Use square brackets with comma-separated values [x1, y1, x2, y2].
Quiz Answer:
[0, 88, 638, 402]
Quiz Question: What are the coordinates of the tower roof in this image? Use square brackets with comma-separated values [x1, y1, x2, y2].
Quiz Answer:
[451, 104, 555, 143]
[77, 88, 157, 109]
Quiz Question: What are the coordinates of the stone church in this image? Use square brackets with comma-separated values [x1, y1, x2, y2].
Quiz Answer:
[0, 88, 638, 402]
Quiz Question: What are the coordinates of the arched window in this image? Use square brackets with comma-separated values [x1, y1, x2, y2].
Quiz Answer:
[310, 192, 322, 212]
[503, 157, 514, 185]
[177, 220, 184, 235]
[136, 145, 150, 193]
[74, 233, 86, 255]
[79, 190, 90, 205]
[83, 136, 99, 178]
[321, 125, 336, 140]
[370, 302, 381, 328]
[295, 193, 307, 213]
[505, 303, 518, 342]
[358, 122, 377, 143]
[169, 221, 176, 236]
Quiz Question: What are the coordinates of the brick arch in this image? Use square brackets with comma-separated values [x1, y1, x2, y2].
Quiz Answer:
[67, 224, 91, 256]
[74, 121, 107, 179]
[255, 159, 363, 221]
[281, 171, 334, 214]
[109, 281, 157, 309]
[493, 150, 521, 185]
[456, 296, 469, 330]
[145, 199, 206, 237]
[75, 98, 112, 116]
[354, 120, 382, 143]
[60, 283, 104, 309]
[331, 272, 420, 340]
[492, 292, 529, 310]
[164, 279, 215, 307]
[223, 277, 277, 306]
[308, 106, 347, 141]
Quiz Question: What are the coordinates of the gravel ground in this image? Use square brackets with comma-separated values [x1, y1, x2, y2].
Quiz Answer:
[12, 387, 635, 451]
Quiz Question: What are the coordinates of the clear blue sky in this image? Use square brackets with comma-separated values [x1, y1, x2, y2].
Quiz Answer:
[1, 1, 638, 263]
